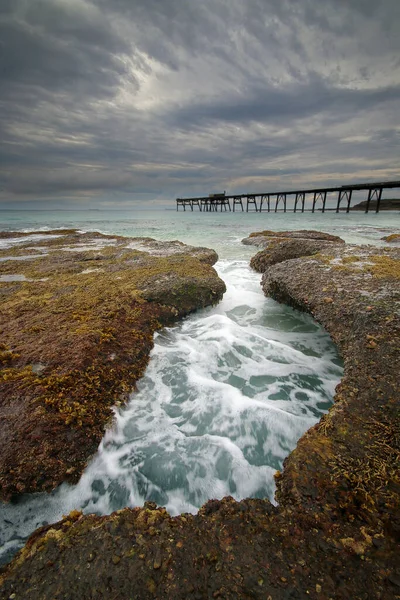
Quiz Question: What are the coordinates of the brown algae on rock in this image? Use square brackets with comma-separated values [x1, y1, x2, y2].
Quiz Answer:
[382, 233, 400, 243]
[0, 230, 225, 499]
[1, 231, 399, 600]
[258, 238, 400, 528]
[243, 230, 345, 272]
[243, 229, 345, 248]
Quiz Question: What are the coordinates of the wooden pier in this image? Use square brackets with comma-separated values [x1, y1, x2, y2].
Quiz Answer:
[176, 181, 400, 214]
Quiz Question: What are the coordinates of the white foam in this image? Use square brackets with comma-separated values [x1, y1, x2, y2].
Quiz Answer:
[0, 254, 44, 262]
[0, 235, 64, 250]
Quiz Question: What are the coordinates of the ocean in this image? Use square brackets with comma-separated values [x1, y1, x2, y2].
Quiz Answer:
[0, 208, 399, 565]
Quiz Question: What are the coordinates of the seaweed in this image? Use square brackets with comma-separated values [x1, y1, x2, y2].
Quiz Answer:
[0, 231, 225, 498]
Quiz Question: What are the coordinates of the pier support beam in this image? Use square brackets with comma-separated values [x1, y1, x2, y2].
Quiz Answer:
[275, 193, 287, 212]
[294, 192, 305, 213]
[259, 195, 270, 212]
[336, 189, 352, 213]
[191, 199, 201, 211]
[312, 191, 327, 213]
[201, 198, 211, 212]
[246, 195, 258, 212]
[176, 199, 193, 211]
[218, 199, 231, 211]
[233, 197, 244, 212]
[192, 198, 201, 212]
[365, 187, 383, 213]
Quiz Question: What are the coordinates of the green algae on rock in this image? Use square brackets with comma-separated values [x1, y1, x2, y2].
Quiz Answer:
[0, 231, 225, 500]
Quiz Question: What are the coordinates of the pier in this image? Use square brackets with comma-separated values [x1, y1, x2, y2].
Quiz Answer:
[176, 180, 400, 213]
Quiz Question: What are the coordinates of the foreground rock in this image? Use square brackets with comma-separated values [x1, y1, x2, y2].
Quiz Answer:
[260, 240, 400, 521]
[242, 229, 345, 273]
[1, 233, 399, 599]
[0, 231, 225, 500]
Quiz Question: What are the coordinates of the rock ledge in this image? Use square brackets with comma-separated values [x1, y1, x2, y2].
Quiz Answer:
[0, 231, 225, 499]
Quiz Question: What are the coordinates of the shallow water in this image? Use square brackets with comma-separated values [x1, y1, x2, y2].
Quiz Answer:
[0, 208, 398, 565]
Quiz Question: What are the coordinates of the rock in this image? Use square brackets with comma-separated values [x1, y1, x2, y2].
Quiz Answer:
[261, 242, 400, 528]
[250, 238, 341, 273]
[1, 236, 399, 600]
[242, 229, 344, 248]
[0, 231, 225, 500]
[125, 237, 219, 264]
[382, 233, 400, 243]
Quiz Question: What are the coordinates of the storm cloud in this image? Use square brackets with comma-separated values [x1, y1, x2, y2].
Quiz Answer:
[0, 0, 399, 207]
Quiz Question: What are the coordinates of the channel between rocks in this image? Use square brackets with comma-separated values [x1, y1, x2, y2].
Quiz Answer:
[0, 230, 399, 599]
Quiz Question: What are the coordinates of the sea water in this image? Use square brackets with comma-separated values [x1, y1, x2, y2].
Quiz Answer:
[0, 208, 398, 565]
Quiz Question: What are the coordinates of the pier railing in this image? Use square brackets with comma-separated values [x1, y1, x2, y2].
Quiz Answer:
[176, 181, 400, 214]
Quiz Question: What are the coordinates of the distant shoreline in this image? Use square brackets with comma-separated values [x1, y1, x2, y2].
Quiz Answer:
[350, 198, 400, 211]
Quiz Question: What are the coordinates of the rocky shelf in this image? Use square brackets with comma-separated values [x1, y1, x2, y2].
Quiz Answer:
[0, 231, 399, 599]
[0, 231, 225, 500]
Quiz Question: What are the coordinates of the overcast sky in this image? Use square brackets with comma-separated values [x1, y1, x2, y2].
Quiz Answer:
[1, 0, 399, 208]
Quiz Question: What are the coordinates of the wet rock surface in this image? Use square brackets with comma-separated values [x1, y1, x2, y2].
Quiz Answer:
[249, 238, 339, 272]
[2, 496, 399, 600]
[261, 241, 400, 526]
[243, 230, 345, 274]
[0, 231, 225, 500]
[1, 232, 400, 599]
[242, 229, 344, 248]
[382, 233, 400, 244]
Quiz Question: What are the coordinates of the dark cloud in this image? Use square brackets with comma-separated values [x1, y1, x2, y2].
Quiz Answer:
[0, 0, 399, 206]
[162, 77, 400, 129]
[0, 1, 135, 98]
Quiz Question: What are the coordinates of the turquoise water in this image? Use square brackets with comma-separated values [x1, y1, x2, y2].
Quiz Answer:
[0, 208, 398, 565]
[1, 208, 398, 257]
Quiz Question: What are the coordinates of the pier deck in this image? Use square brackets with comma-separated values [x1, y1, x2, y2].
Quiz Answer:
[176, 181, 400, 213]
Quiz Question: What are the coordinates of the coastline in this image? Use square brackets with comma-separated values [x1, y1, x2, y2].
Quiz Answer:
[1, 232, 399, 598]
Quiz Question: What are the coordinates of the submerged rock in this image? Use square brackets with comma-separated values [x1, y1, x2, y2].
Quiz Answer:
[1, 232, 399, 599]
[0, 231, 225, 500]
